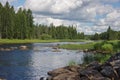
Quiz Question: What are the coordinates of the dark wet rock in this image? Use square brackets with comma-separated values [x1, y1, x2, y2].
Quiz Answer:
[46, 76, 52, 80]
[107, 53, 120, 62]
[47, 53, 120, 80]
[80, 68, 103, 79]
[40, 77, 44, 80]
[101, 66, 117, 79]
[80, 77, 89, 80]
[86, 61, 102, 71]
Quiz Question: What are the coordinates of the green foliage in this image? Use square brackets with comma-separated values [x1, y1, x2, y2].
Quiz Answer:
[94, 43, 103, 50]
[91, 26, 120, 40]
[40, 34, 52, 40]
[83, 53, 111, 64]
[94, 41, 107, 50]
[101, 44, 113, 53]
[93, 40, 120, 53]
[68, 60, 77, 66]
[59, 42, 95, 50]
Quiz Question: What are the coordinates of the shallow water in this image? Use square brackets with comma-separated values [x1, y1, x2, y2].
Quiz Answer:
[0, 42, 86, 80]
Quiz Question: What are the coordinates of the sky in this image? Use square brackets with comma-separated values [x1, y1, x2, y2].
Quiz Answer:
[0, 0, 120, 34]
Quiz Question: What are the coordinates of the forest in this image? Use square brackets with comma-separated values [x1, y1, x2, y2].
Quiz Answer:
[0, 2, 120, 40]
[0, 2, 84, 40]
[91, 26, 120, 40]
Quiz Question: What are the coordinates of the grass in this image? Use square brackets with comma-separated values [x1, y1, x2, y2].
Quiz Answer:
[59, 39, 90, 42]
[59, 42, 95, 50]
[59, 40, 120, 51]
[67, 60, 77, 66]
[0, 39, 90, 44]
[0, 39, 60, 44]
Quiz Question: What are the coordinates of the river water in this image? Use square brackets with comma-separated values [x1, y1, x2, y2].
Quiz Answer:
[0, 42, 87, 80]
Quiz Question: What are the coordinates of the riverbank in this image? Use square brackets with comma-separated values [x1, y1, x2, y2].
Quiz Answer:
[46, 52, 120, 80]
[0, 39, 89, 44]
[59, 40, 120, 53]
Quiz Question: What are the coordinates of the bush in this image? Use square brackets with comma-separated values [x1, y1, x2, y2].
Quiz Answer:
[94, 43, 102, 50]
[40, 34, 52, 40]
[68, 60, 77, 66]
[101, 44, 113, 53]
[83, 53, 111, 64]
[94, 41, 108, 50]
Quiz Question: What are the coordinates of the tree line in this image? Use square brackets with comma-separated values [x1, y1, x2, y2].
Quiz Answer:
[34, 23, 85, 39]
[0, 2, 34, 39]
[0, 2, 85, 40]
[91, 26, 120, 40]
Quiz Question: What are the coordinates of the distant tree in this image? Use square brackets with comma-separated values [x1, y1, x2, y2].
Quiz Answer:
[93, 33, 100, 40]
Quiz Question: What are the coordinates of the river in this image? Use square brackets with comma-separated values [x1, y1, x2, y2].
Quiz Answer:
[0, 42, 87, 80]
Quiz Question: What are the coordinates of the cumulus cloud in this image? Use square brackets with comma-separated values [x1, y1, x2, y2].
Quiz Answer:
[23, 0, 120, 34]
[24, 0, 83, 14]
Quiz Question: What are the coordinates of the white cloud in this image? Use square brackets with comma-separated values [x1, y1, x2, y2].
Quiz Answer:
[34, 14, 81, 27]
[23, 0, 120, 34]
[24, 0, 83, 14]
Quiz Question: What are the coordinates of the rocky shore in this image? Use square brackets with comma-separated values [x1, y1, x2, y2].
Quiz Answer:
[43, 53, 120, 80]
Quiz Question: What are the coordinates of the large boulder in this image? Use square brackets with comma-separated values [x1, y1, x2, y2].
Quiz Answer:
[47, 65, 81, 80]
[101, 66, 117, 79]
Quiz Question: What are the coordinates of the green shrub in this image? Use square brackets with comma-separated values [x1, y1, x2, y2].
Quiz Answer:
[94, 41, 108, 50]
[83, 53, 111, 64]
[101, 44, 113, 53]
[94, 43, 102, 50]
[68, 60, 77, 66]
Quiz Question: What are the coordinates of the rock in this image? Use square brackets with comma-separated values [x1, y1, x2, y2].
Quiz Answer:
[40, 77, 44, 80]
[80, 68, 103, 79]
[107, 53, 120, 62]
[52, 46, 58, 49]
[101, 66, 118, 79]
[10, 47, 18, 50]
[0, 48, 12, 51]
[80, 77, 89, 80]
[116, 68, 120, 77]
[19, 45, 28, 50]
[0, 78, 6, 80]
[86, 61, 101, 71]
[52, 49, 61, 52]
[47, 53, 120, 80]
[64, 65, 81, 72]
[48, 68, 71, 77]
[47, 65, 82, 80]
[52, 72, 80, 80]
[46, 76, 52, 80]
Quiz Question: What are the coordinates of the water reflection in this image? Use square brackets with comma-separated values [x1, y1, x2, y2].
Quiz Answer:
[0, 42, 85, 80]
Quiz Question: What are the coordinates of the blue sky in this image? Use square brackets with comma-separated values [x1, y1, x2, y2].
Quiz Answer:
[0, 0, 120, 34]
[11, 0, 25, 7]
